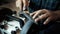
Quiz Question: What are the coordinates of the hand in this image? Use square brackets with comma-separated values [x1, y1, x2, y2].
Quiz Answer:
[16, 0, 29, 10]
[30, 9, 59, 25]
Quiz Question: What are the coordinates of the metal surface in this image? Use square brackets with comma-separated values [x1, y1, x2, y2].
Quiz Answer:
[6, 15, 24, 28]
[20, 11, 38, 34]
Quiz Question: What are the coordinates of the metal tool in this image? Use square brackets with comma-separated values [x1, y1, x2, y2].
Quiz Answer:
[20, 7, 40, 34]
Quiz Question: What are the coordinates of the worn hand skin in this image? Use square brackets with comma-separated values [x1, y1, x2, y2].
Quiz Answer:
[16, 0, 29, 10]
[30, 9, 60, 25]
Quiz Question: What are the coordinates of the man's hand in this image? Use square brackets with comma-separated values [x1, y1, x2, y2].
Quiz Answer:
[30, 9, 59, 25]
[16, 0, 29, 10]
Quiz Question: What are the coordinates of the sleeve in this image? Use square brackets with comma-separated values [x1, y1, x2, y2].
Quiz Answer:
[57, 0, 60, 10]
[29, 0, 41, 11]
[58, 3, 60, 10]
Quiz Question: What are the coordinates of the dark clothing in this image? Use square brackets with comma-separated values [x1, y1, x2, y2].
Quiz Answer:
[29, 0, 60, 12]
[29, 0, 60, 34]
[37, 22, 60, 34]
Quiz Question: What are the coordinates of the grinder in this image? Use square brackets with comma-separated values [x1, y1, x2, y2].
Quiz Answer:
[0, 7, 24, 34]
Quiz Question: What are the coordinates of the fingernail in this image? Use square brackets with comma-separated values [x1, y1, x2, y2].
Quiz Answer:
[35, 18, 39, 22]
[43, 22, 48, 25]
[35, 19, 37, 22]
[43, 23, 45, 24]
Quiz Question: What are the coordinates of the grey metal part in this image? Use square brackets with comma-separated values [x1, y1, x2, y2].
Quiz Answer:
[20, 12, 37, 34]
[20, 20, 33, 34]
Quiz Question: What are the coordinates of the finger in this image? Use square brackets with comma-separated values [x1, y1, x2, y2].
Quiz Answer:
[42, 9, 49, 13]
[38, 13, 49, 19]
[35, 13, 49, 22]
[35, 18, 40, 22]
[23, 0, 29, 6]
[23, 0, 29, 10]
[32, 10, 42, 19]
[33, 10, 47, 19]
[30, 12, 36, 16]
[33, 13, 39, 19]
[43, 17, 52, 25]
